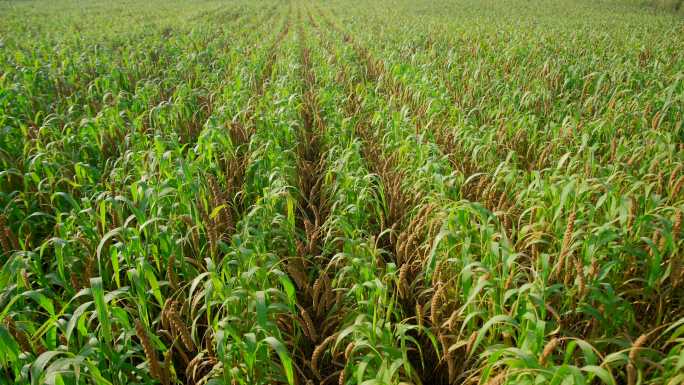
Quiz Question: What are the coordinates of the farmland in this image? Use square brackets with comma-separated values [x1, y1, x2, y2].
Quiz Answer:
[1, 0, 684, 384]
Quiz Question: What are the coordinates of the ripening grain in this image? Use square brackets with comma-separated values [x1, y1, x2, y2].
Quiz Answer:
[1, 0, 683, 384]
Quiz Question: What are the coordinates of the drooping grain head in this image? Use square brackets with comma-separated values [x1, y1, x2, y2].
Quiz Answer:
[539, 337, 559, 365]
[311, 334, 335, 377]
[135, 320, 162, 380]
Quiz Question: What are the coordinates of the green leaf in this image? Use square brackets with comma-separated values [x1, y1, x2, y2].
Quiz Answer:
[264, 336, 294, 385]
[66, 301, 93, 343]
[581, 365, 615, 385]
[0, 326, 20, 363]
[90, 277, 112, 345]
[31, 351, 62, 385]
[255, 291, 268, 329]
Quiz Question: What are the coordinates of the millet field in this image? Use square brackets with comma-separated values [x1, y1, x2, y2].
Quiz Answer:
[1, 0, 684, 384]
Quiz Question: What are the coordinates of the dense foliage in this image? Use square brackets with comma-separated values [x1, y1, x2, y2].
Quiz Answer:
[1, 0, 683, 384]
